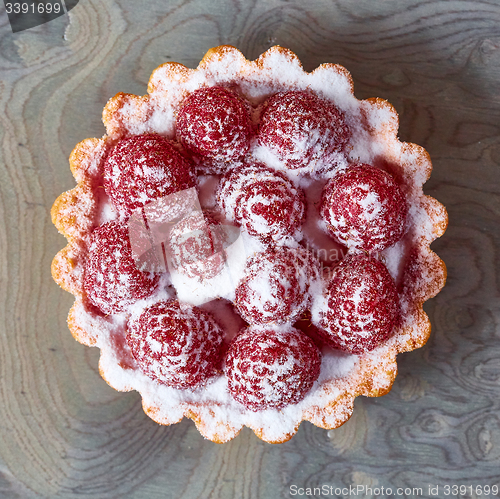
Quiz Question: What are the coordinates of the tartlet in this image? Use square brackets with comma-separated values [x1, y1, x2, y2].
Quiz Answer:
[51, 45, 447, 443]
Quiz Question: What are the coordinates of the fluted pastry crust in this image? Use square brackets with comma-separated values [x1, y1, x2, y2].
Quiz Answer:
[51, 46, 447, 443]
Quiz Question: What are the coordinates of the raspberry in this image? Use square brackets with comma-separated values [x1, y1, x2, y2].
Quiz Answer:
[103, 134, 196, 215]
[127, 300, 224, 388]
[225, 326, 321, 411]
[217, 163, 305, 240]
[258, 90, 350, 170]
[176, 86, 252, 163]
[235, 246, 320, 325]
[320, 164, 408, 252]
[83, 221, 159, 314]
[316, 253, 399, 354]
[167, 212, 227, 280]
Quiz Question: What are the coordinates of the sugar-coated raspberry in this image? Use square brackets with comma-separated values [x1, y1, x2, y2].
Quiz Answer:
[217, 163, 305, 240]
[127, 300, 225, 388]
[316, 253, 399, 354]
[83, 221, 159, 315]
[320, 164, 408, 252]
[225, 326, 321, 411]
[217, 163, 292, 219]
[176, 86, 252, 163]
[103, 134, 196, 215]
[235, 246, 320, 325]
[167, 212, 227, 280]
[258, 90, 350, 170]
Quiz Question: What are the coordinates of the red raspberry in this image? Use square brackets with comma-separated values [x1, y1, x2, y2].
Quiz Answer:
[167, 212, 227, 280]
[176, 86, 252, 163]
[320, 164, 408, 252]
[225, 326, 321, 411]
[235, 246, 320, 325]
[217, 163, 305, 240]
[127, 300, 224, 388]
[316, 253, 399, 354]
[103, 134, 196, 215]
[83, 221, 159, 315]
[217, 163, 291, 219]
[258, 90, 350, 170]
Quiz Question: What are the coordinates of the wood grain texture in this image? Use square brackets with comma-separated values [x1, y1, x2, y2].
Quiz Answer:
[0, 0, 499, 497]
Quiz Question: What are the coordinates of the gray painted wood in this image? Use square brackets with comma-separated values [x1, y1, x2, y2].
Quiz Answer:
[0, 0, 499, 497]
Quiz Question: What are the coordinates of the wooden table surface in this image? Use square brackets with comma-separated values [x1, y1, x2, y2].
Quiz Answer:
[1, 0, 499, 497]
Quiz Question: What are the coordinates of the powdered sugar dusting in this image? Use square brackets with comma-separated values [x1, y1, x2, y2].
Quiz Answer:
[234, 246, 320, 325]
[52, 46, 447, 443]
[224, 325, 322, 411]
[217, 163, 305, 241]
[320, 165, 408, 252]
